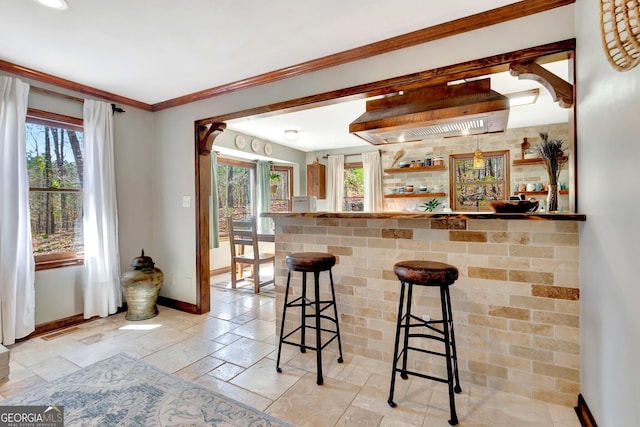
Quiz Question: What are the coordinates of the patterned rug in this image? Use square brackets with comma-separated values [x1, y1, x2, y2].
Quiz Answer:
[2, 353, 292, 427]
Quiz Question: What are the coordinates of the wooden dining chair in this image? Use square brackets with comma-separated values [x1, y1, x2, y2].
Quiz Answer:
[226, 216, 275, 293]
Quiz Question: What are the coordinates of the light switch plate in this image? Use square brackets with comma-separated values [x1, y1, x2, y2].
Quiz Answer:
[182, 196, 191, 208]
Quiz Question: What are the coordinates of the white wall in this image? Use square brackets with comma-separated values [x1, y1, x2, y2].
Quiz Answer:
[575, 2, 640, 426]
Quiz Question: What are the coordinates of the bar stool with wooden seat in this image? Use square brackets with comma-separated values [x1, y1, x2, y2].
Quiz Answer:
[388, 260, 462, 426]
[276, 252, 344, 385]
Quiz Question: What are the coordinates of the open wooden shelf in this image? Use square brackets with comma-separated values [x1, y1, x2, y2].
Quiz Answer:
[384, 192, 446, 199]
[384, 165, 446, 173]
[513, 156, 568, 165]
[514, 190, 569, 196]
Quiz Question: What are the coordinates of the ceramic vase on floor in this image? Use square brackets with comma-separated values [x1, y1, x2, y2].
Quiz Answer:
[121, 250, 163, 320]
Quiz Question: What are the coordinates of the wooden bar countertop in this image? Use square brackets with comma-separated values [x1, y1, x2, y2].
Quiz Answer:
[262, 211, 586, 221]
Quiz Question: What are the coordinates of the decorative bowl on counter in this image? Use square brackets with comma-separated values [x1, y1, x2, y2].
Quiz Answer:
[489, 200, 539, 213]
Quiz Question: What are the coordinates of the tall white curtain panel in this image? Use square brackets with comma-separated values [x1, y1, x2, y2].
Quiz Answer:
[0, 77, 35, 345]
[326, 155, 344, 212]
[83, 100, 121, 319]
[362, 151, 383, 212]
[256, 161, 271, 233]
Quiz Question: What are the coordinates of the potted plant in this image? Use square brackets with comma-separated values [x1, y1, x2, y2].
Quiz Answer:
[269, 172, 280, 194]
[419, 198, 441, 212]
[537, 132, 568, 211]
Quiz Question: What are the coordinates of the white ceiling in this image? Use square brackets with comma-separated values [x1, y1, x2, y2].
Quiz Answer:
[1, 0, 523, 104]
[0, 0, 569, 152]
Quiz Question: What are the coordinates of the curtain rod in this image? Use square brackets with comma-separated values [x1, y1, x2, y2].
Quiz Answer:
[321, 149, 383, 159]
[30, 85, 126, 114]
[31, 85, 83, 103]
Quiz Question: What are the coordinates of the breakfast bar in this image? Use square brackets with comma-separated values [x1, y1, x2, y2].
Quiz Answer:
[263, 211, 585, 407]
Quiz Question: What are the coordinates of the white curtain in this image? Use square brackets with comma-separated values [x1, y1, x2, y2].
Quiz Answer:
[83, 100, 121, 319]
[0, 77, 35, 345]
[326, 155, 344, 212]
[363, 151, 383, 212]
[256, 161, 271, 232]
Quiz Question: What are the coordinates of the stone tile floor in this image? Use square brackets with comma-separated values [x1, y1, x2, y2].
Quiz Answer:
[0, 272, 581, 426]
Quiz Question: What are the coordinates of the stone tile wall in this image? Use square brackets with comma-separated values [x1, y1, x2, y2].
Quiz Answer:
[274, 216, 580, 406]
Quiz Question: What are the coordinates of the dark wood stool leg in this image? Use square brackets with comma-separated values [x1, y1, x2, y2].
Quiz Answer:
[313, 270, 323, 385]
[300, 271, 307, 353]
[388, 280, 407, 407]
[276, 270, 293, 373]
[440, 285, 458, 426]
[328, 269, 344, 364]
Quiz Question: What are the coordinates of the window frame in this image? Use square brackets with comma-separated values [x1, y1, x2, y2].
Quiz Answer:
[215, 157, 256, 241]
[343, 161, 364, 212]
[269, 165, 293, 212]
[26, 108, 84, 271]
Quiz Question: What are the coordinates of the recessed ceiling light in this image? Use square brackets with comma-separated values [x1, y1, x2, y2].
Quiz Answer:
[34, 0, 68, 10]
[283, 129, 299, 141]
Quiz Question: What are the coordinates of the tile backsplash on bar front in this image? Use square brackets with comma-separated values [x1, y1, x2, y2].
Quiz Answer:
[273, 216, 580, 407]
[382, 122, 571, 212]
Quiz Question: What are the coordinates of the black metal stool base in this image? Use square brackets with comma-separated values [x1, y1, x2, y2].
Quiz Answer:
[276, 253, 344, 386]
[388, 261, 462, 426]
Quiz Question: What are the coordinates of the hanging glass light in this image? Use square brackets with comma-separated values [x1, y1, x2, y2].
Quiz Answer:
[472, 138, 485, 169]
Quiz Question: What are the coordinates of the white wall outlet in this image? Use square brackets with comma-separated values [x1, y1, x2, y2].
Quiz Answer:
[182, 196, 191, 208]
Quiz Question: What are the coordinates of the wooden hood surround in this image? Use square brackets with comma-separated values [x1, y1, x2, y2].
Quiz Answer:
[348, 63, 574, 146]
[348, 78, 511, 145]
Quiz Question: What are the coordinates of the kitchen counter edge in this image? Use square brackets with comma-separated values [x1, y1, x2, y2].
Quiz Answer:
[262, 212, 586, 221]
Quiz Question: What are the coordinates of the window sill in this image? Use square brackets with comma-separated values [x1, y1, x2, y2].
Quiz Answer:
[35, 257, 83, 271]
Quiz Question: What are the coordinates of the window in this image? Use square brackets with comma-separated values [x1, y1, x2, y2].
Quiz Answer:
[216, 158, 255, 235]
[215, 158, 293, 236]
[269, 166, 293, 212]
[25, 109, 84, 270]
[343, 162, 364, 211]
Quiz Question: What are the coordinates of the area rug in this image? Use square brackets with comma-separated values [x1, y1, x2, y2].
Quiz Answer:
[1, 353, 293, 427]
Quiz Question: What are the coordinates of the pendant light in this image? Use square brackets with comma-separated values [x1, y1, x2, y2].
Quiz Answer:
[472, 137, 485, 170]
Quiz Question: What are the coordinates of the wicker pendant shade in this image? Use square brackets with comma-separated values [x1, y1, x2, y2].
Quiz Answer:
[600, 0, 640, 71]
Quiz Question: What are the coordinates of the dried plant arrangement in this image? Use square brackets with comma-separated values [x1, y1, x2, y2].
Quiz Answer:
[537, 132, 568, 186]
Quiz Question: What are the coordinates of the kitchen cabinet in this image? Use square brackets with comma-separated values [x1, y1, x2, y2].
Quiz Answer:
[306, 161, 326, 199]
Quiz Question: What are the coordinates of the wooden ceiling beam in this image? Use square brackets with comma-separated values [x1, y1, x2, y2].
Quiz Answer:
[509, 60, 574, 108]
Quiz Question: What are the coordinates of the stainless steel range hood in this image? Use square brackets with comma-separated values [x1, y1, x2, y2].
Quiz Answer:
[348, 79, 510, 145]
